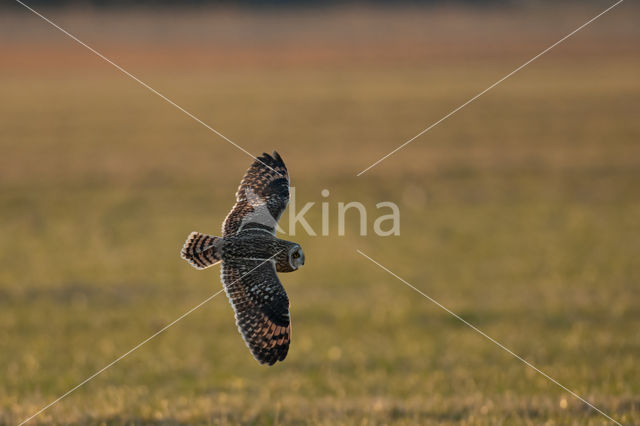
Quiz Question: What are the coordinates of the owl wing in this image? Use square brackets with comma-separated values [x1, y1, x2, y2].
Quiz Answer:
[221, 258, 291, 365]
[222, 152, 289, 237]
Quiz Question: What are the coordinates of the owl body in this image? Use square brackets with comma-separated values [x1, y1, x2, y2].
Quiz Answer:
[220, 232, 304, 273]
[181, 152, 303, 365]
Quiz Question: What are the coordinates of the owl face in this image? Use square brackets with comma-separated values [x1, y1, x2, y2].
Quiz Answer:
[288, 245, 305, 270]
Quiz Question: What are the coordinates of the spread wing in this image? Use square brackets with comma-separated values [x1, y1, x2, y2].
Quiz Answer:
[221, 258, 291, 365]
[222, 152, 289, 237]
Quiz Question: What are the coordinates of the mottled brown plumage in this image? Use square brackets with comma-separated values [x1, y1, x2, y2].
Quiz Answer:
[181, 152, 304, 365]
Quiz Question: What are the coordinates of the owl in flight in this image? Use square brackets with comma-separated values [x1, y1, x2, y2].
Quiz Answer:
[180, 152, 304, 365]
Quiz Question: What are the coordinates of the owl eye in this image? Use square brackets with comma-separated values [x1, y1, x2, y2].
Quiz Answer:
[292, 251, 300, 259]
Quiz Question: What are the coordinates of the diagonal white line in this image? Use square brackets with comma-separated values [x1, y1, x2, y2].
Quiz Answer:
[356, 0, 625, 176]
[13, 0, 283, 176]
[18, 253, 280, 426]
[18, 288, 222, 425]
[357, 249, 623, 425]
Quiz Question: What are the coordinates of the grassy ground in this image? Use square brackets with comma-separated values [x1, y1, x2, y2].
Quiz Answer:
[1, 4, 639, 425]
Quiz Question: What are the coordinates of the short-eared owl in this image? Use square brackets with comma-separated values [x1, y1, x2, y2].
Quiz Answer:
[181, 152, 304, 365]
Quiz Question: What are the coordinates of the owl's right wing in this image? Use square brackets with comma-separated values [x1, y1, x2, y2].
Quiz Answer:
[222, 152, 289, 237]
[221, 257, 291, 365]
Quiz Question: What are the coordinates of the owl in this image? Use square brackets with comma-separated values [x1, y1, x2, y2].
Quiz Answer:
[180, 152, 304, 365]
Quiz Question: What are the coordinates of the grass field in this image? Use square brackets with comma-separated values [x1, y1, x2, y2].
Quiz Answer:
[1, 4, 639, 424]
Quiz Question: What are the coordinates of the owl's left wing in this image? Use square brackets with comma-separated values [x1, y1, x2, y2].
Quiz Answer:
[221, 258, 291, 365]
[222, 152, 289, 237]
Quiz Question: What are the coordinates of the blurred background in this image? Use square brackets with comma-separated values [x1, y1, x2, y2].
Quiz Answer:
[1, 1, 638, 424]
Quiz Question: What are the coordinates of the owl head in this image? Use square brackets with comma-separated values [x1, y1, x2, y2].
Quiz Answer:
[289, 244, 305, 270]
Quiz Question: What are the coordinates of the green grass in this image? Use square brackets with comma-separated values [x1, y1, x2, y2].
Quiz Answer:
[1, 7, 639, 424]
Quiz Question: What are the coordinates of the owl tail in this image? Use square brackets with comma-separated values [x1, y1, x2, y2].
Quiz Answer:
[181, 232, 223, 270]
